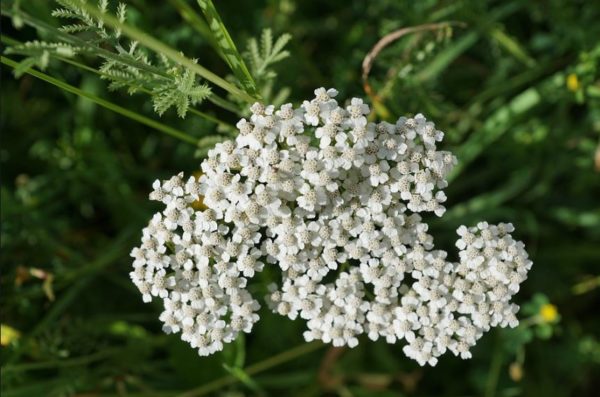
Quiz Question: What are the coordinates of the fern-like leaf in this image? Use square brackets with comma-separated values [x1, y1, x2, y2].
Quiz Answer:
[152, 88, 179, 116]
[59, 23, 94, 34]
[7, 0, 214, 118]
[261, 29, 273, 61]
[6, 41, 77, 58]
[151, 66, 211, 118]
[50, 9, 81, 19]
[245, 29, 292, 79]
[270, 33, 292, 63]
[188, 84, 212, 103]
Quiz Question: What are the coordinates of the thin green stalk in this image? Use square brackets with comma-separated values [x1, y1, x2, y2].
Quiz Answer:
[167, 0, 224, 58]
[209, 93, 243, 113]
[572, 275, 600, 295]
[245, 341, 322, 374]
[188, 108, 234, 129]
[196, 0, 258, 97]
[2, 55, 199, 145]
[78, 2, 257, 103]
[488, 27, 535, 67]
[78, 393, 175, 397]
[1, 349, 118, 373]
[484, 339, 504, 397]
[177, 341, 324, 397]
[0, 34, 19, 46]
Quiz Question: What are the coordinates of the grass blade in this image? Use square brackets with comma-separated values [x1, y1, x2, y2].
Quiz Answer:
[488, 27, 535, 67]
[167, 0, 223, 59]
[196, 0, 258, 98]
[449, 85, 543, 181]
[442, 169, 533, 223]
[415, 31, 479, 82]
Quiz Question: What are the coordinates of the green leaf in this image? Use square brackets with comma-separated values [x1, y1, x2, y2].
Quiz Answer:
[151, 65, 212, 118]
[450, 83, 543, 181]
[502, 328, 534, 354]
[415, 31, 479, 82]
[167, 0, 224, 59]
[152, 87, 179, 116]
[443, 169, 533, 221]
[197, 0, 258, 97]
[489, 27, 536, 67]
[245, 29, 291, 80]
[12, 56, 38, 78]
[222, 364, 265, 396]
[535, 324, 553, 340]
[59, 23, 93, 34]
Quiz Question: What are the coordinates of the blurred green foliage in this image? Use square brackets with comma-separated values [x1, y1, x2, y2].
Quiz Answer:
[1, 0, 599, 396]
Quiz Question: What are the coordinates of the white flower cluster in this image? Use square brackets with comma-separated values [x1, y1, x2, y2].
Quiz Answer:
[130, 88, 532, 365]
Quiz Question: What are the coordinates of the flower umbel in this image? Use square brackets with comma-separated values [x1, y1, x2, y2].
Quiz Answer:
[130, 88, 533, 366]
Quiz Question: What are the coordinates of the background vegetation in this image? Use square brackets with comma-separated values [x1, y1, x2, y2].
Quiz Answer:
[1, 0, 599, 396]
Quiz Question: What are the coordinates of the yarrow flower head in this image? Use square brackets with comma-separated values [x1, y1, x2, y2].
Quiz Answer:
[130, 88, 533, 366]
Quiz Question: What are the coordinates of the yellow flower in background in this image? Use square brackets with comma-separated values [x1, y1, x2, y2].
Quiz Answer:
[566, 73, 580, 92]
[509, 362, 524, 382]
[539, 303, 559, 323]
[1, 324, 21, 346]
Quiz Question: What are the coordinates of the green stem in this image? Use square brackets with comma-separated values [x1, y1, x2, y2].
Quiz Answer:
[196, 0, 258, 97]
[485, 337, 504, 397]
[188, 108, 234, 129]
[209, 93, 243, 113]
[0, 34, 19, 46]
[167, 0, 224, 59]
[2, 55, 199, 145]
[78, 2, 257, 103]
[177, 341, 323, 397]
[1, 349, 118, 373]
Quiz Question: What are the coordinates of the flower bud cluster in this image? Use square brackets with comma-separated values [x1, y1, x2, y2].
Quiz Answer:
[130, 88, 532, 365]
